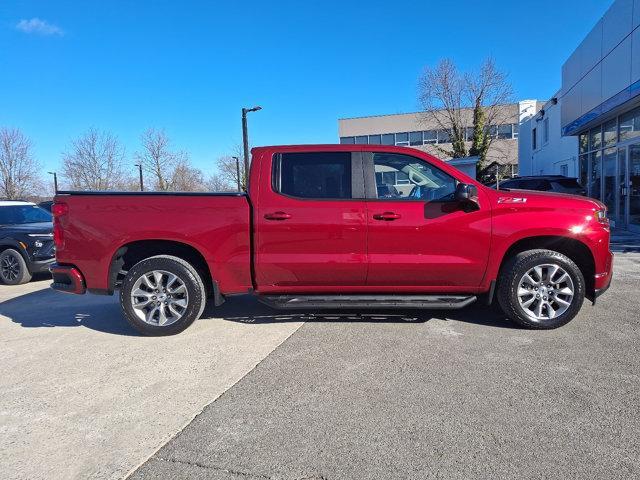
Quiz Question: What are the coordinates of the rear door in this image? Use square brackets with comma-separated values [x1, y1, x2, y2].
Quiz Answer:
[253, 149, 368, 291]
[364, 151, 491, 289]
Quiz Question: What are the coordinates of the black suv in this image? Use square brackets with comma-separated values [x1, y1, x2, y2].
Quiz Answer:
[497, 175, 586, 195]
[0, 201, 55, 285]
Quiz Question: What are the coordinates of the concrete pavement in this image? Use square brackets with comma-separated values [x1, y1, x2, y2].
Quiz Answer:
[0, 282, 303, 480]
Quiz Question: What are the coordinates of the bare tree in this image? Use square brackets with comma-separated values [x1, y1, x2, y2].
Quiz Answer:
[135, 128, 187, 191]
[466, 58, 514, 165]
[0, 128, 42, 199]
[205, 173, 235, 192]
[418, 59, 468, 159]
[61, 128, 125, 190]
[216, 154, 245, 191]
[418, 57, 513, 167]
[169, 160, 207, 191]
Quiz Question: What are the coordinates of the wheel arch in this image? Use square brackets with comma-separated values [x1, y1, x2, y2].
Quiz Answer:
[107, 239, 222, 304]
[0, 241, 31, 268]
[497, 235, 596, 300]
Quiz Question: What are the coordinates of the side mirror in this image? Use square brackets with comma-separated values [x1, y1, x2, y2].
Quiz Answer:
[454, 183, 478, 202]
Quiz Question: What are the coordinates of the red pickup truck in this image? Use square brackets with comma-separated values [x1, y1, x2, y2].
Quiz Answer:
[50, 145, 613, 335]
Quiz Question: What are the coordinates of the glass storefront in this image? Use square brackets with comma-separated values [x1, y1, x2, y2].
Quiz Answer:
[578, 106, 640, 231]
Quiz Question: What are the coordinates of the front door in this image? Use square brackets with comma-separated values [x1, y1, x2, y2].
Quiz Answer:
[253, 150, 368, 291]
[364, 151, 492, 289]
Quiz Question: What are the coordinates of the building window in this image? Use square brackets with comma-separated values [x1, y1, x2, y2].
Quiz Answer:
[542, 117, 549, 145]
[619, 106, 640, 142]
[423, 130, 437, 144]
[589, 126, 602, 151]
[395, 132, 409, 146]
[579, 133, 589, 154]
[532, 127, 537, 150]
[512, 123, 519, 139]
[498, 124, 512, 140]
[368, 135, 381, 144]
[579, 154, 588, 192]
[409, 131, 423, 146]
[560, 164, 568, 176]
[381, 134, 395, 145]
[437, 130, 451, 144]
[355, 136, 368, 144]
[340, 137, 355, 144]
[603, 119, 617, 147]
[465, 127, 474, 141]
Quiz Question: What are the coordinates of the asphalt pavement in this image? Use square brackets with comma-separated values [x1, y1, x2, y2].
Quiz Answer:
[131, 253, 640, 480]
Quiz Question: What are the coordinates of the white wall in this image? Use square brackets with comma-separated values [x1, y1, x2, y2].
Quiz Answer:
[518, 97, 579, 177]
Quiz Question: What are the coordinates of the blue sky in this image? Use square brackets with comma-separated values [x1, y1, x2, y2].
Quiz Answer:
[0, 0, 612, 175]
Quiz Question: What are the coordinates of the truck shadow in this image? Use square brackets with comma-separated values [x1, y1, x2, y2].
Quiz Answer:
[0, 288, 139, 336]
[0, 288, 518, 336]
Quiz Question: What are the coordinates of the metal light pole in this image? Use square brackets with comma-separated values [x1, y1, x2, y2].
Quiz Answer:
[134, 164, 144, 191]
[241, 106, 262, 190]
[47, 171, 58, 193]
[232, 156, 242, 192]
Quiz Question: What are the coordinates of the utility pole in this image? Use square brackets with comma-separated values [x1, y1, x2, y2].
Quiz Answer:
[47, 171, 58, 193]
[134, 164, 144, 191]
[241, 106, 262, 190]
[232, 156, 242, 192]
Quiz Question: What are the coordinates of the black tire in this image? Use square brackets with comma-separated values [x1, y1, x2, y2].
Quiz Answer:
[120, 255, 207, 336]
[497, 249, 585, 329]
[0, 248, 32, 285]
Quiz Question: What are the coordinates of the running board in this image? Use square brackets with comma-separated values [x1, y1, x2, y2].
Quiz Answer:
[258, 294, 477, 310]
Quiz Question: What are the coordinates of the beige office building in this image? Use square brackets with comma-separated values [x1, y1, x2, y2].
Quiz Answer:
[338, 101, 542, 178]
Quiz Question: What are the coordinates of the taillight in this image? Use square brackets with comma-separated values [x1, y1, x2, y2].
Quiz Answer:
[53, 222, 64, 249]
[52, 202, 68, 249]
[52, 202, 68, 217]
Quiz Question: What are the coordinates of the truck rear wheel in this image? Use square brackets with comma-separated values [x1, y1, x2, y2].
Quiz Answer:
[120, 255, 206, 336]
[497, 249, 585, 329]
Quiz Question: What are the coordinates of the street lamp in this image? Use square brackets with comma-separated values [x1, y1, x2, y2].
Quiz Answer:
[134, 164, 144, 191]
[47, 171, 58, 193]
[241, 106, 262, 189]
[231, 156, 242, 192]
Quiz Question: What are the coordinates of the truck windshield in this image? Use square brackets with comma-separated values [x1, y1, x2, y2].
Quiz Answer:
[0, 205, 52, 225]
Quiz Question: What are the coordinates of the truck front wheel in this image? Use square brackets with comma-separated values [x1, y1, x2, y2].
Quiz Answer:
[497, 249, 585, 329]
[120, 255, 207, 336]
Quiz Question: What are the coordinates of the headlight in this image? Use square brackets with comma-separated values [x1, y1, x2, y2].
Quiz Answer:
[595, 209, 609, 224]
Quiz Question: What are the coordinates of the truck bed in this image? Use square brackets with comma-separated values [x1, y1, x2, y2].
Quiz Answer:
[53, 191, 252, 295]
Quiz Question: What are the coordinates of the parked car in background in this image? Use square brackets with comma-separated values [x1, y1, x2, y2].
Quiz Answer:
[50, 145, 612, 335]
[497, 175, 587, 195]
[38, 201, 53, 213]
[0, 201, 55, 285]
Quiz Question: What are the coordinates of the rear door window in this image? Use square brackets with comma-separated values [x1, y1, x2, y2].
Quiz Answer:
[274, 152, 353, 199]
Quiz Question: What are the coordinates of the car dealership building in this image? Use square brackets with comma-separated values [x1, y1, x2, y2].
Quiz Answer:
[519, 0, 640, 231]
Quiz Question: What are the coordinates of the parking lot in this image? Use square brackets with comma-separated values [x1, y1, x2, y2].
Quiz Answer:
[1, 253, 639, 480]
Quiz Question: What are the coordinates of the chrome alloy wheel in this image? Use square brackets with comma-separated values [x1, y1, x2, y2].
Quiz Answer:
[517, 263, 575, 321]
[1, 253, 20, 282]
[130, 270, 189, 326]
